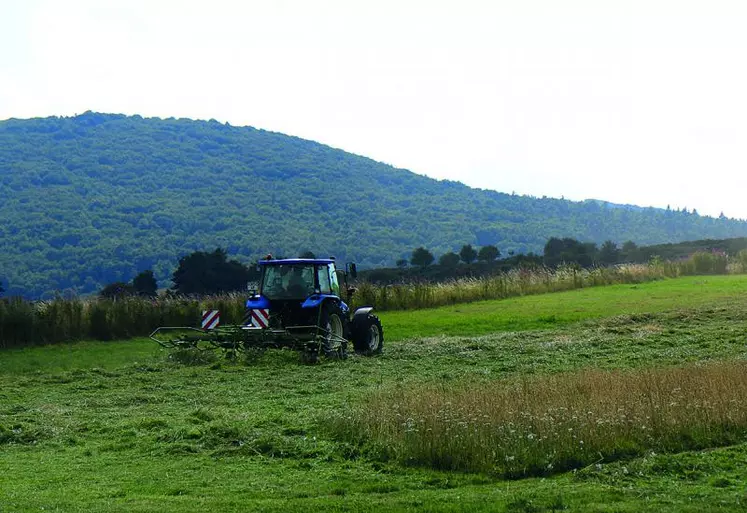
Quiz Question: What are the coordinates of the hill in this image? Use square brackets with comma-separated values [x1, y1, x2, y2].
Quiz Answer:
[2, 111, 747, 298]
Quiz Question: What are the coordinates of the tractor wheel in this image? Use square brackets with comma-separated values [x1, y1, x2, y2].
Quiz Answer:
[321, 303, 348, 359]
[353, 314, 383, 355]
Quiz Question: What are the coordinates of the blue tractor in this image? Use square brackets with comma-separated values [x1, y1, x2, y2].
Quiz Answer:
[151, 257, 383, 363]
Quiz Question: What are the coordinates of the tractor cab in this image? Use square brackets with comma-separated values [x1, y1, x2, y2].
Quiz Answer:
[258, 259, 341, 301]
[245, 258, 358, 332]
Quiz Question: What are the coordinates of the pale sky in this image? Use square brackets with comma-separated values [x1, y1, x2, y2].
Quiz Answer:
[2, 0, 747, 218]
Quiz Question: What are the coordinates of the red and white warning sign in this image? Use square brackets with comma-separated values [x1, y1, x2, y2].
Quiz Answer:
[250, 308, 270, 328]
[201, 310, 220, 330]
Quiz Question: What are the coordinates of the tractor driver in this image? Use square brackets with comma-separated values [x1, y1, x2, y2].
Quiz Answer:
[286, 266, 312, 297]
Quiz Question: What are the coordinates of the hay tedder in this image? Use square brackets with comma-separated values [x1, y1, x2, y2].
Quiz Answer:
[150, 257, 383, 363]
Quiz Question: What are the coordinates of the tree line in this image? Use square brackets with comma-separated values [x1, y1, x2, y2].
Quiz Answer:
[28, 235, 747, 299]
[102, 238, 618, 297]
[407, 238, 641, 270]
[98, 248, 262, 298]
[86, 237, 747, 297]
[409, 244, 502, 267]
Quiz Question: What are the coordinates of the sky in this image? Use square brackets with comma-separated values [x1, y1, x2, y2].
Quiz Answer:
[2, 0, 747, 218]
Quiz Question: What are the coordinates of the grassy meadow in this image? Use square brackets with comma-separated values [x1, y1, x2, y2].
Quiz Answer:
[334, 361, 747, 477]
[2, 275, 747, 511]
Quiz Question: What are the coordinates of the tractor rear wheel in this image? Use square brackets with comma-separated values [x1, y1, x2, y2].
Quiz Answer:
[353, 314, 383, 355]
[321, 303, 348, 359]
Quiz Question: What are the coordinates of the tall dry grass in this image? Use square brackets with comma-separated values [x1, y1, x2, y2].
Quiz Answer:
[330, 361, 747, 477]
[353, 263, 668, 311]
[729, 249, 747, 274]
[353, 251, 739, 311]
[0, 293, 247, 349]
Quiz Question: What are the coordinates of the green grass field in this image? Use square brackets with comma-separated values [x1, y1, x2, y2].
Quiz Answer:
[2, 275, 747, 512]
[380, 274, 747, 340]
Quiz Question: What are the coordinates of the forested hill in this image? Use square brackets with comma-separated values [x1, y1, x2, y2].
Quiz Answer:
[2, 112, 747, 298]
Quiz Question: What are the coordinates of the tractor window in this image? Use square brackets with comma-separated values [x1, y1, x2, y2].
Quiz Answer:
[261, 264, 315, 299]
[328, 264, 340, 295]
[317, 265, 332, 294]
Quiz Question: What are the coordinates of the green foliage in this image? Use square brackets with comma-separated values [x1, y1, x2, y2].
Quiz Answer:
[365, 236, 747, 288]
[683, 251, 728, 275]
[132, 269, 158, 297]
[172, 248, 255, 295]
[410, 247, 434, 267]
[438, 251, 460, 267]
[598, 240, 620, 265]
[622, 240, 638, 253]
[459, 244, 477, 264]
[624, 237, 747, 263]
[362, 251, 544, 284]
[477, 244, 499, 261]
[3, 112, 747, 298]
[99, 281, 134, 298]
[544, 237, 597, 268]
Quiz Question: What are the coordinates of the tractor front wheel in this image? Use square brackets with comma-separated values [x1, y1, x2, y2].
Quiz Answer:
[353, 314, 383, 355]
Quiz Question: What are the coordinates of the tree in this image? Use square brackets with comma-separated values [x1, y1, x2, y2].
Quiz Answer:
[410, 247, 434, 267]
[477, 245, 500, 261]
[172, 248, 253, 295]
[621, 240, 638, 261]
[0, 279, 4, 297]
[99, 281, 134, 298]
[299, 250, 316, 259]
[395, 258, 408, 268]
[459, 244, 477, 264]
[598, 240, 619, 265]
[578, 242, 598, 267]
[622, 240, 638, 253]
[439, 252, 460, 267]
[543, 237, 565, 267]
[544, 237, 597, 268]
[132, 270, 158, 297]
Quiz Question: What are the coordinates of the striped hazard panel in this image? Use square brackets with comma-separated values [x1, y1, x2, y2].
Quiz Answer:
[201, 310, 220, 330]
[250, 308, 270, 328]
